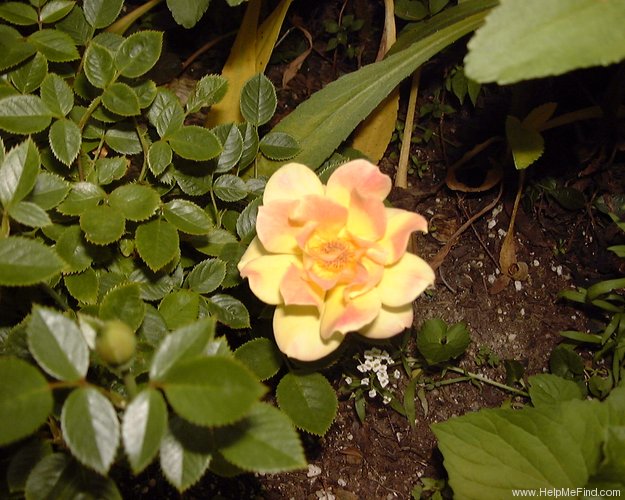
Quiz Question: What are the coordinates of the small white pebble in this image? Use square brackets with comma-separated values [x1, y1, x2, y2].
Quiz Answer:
[337, 478, 347, 487]
[508, 334, 517, 341]
[520, 308, 525, 316]
[533, 259, 540, 267]
[487, 219, 497, 229]
[497, 308, 503, 314]
[514, 280, 522, 291]
[347, 433, 353, 440]
[487, 274, 496, 284]
[497, 228, 507, 237]
[556, 265, 563, 276]
[307, 464, 322, 478]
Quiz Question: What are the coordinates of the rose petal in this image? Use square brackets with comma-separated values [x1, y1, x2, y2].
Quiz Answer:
[238, 236, 267, 271]
[376, 208, 429, 265]
[256, 200, 300, 253]
[280, 263, 324, 309]
[291, 194, 348, 239]
[376, 252, 435, 307]
[326, 159, 392, 206]
[319, 287, 381, 339]
[346, 190, 387, 242]
[263, 162, 324, 205]
[358, 303, 414, 339]
[239, 253, 300, 305]
[274, 304, 343, 361]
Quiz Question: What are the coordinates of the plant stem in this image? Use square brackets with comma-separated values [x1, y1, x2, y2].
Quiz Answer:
[136, 119, 150, 182]
[1, 210, 9, 238]
[446, 366, 529, 397]
[42, 284, 70, 311]
[124, 373, 138, 399]
[396, 69, 420, 189]
[107, 0, 164, 35]
[78, 96, 102, 131]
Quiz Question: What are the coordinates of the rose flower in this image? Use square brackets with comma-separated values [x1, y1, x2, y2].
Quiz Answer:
[238, 160, 435, 361]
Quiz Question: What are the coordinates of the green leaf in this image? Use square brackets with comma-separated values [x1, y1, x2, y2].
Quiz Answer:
[61, 387, 120, 474]
[240, 74, 277, 126]
[129, 265, 182, 302]
[259, 132, 301, 161]
[64, 268, 99, 304]
[0, 25, 36, 72]
[115, 30, 163, 78]
[28, 29, 78, 62]
[93, 156, 129, 185]
[83, 42, 115, 89]
[122, 389, 167, 474]
[186, 74, 228, 114]
[167, 126, 222, 161]
[236, 197, 261, 243]
[276, 372, 337, 435]
[56, 181, 104, 215]
[102, 82, 141, 116]
[10, 52, 47, 94]
[0, 94, 52, 135]
[165, 0, 210, 29]
[147, 140, 172, 176]
[40, 1, 76, 24]
[135, 218, 179, 271]
[212, 123, 243, 174]
[465, 0, 625, 85]
[40, 73, 74, 117]
[100, 283, 146, 331]
[104, 125, 142, 155]
[132, 80, 157, 108]
[27, 306, 89, 381]
[0, 237, 63, 286]
[191, 227, 238, 256]
[80, 204, 125, 245]
[162, 356, 266, 427]
[109, 184, 161, 221]
[528, 374, 584, 407]
[147, 88, 184, 138]
[417, 319, 471, 365]
[237, 122, 259, 169]
[0, 2, 38, 25]
[395, 0, 428, 21]
[6, 438, 52, 494]
[49, 118, 81, 166]
[217, 402, 306, 472]
[505, 115, 544, 170]
[158, 290, 200, 330]
[163, 199, 212, 235]
[0, 357, 53, 446]
[204, 294, 250, 329]
[234, 338, 283, 381]
[0, 138, 40, 208]
[213, 174, 247, 202]
[185, 258, 226, 294]
[8, 200, 51, 228]
[150, 317, 216, 380]
[173, 168, 213, 196]
[56, 5, 94, 45]
[138, 304, 168, 347]
[83, 0, 123, 28]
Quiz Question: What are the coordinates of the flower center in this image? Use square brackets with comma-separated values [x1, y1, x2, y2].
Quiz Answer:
[303, 233, 362, 289]
[315, 239, 354, 271]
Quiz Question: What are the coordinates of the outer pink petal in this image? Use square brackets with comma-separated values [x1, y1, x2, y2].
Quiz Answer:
[346, 190, 387, 242]
[319, 287, 381, 339]
[274, 305, 343, 361]
[376, 208, 429, 265]
[238, 236, 267, 271]
[291, 194, 348, 238]
[358, 303, 414, 339]
[238, 253, 299, 305]
[279, 264, 325, 309]
[376, 252, 435, 307]
[256, 200, 300, 253]
[263, 162, 324, 205]
[326, 159, 392, 206]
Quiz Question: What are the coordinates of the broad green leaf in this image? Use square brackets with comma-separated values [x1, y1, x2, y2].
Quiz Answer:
[416, 319, 471, 365]
[234, 338, 283, 381]
[64, 268, 99, 304]
[276, 372, 337, 435]
[218, 242, 245, 288]
[0, 95, 52, 135]
[83, 0, 123, 28]
[528, 374, 584, 407]
[104, 125, 142, 155]
[115, 30, 163, 78]
[61, 387, 120, 474]
[49, 118, 81, 166]
[56, 5, 95, 45]
[6, 438, 52, 494]
[9, 52, 47, 94]
[93, 156, 128, 185]
[150, 317, 216, 380]
[147, 140, 172, 176]
[129, 265, 181, 302]
[40, 73, 74, 117]
[122, 389, 167, 474]
[172, 168, 213, 196]
[138, 304, 168, 347]
[8, 200, 51, 228]
[0, 237, 63, 286]
[163, 199, 212, 235]
[28, 29, 78, 62]
[236, 197, 261, 242]
[167, 126, 222, 161]
[240, 73, 277, 126]
[109, 184, 161, 221]
[165, 0, 210, 29]
[135, 219, 179, 271]
[213, 174, 247, 202]
[132, 79, 157, 108]
[0, 357, 53, 446]
[158, 290, 200, 330]
[40, 0, 76, 24]
[100, 283, 145, 331]
[216, 402, 306, 472]
[162, 356, 266, 427]
[204, 294, 250, 329]
[237, 122, 259, 169]
[465, 0, 625, 85]
[147, 88, 184, 138]
[186, 74, 228, 114]
[191, 227, 238, 256]
[212, 123, 243, 174]
[83, 42, 115, 89]
[0, 2, 38, 25]
[395, 0, 428, 21]
[0, 25, 36, 72]
[185, 258, 226, 294]
[56, 182, 104, 215]
[505, 115, 544, 170]
[0, 138, 40, 207]
[27, 306, 89, 381]
[259, 131, 300, 160]
[102, 82, 141, 116]
[80, 204, 125, 245]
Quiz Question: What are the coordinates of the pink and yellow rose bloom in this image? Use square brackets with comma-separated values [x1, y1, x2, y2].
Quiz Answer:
[238, 160, 435, 361]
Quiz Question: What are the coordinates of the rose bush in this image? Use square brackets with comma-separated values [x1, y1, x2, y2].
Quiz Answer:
[238, 160, 435, 361]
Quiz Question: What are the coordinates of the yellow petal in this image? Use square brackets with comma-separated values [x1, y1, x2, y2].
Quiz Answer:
[273, 304, 343, 361]
[319, 287, 381, 339]
[263, 162, 324, 205]
[279, 263, 324, 308]
[239, 253, 299, 305]
[376, 252, 434, 307]
[237, 236, 267, 271]
[291, 194, 348, 238]
[256, 199, 300, 253]
[377, 208, 429, 265]
[358, 303, 413, 339]
[326, 159, 391, 206]
[346, 190, 387, 242]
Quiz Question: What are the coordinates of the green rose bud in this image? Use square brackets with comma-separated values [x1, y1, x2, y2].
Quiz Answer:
[96, 320, 136, 366]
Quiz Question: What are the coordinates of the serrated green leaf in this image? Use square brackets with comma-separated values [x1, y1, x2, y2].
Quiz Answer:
[213, 174, 247, 202]
[83, 0, 123, 28]
[528, 374, 584, 407]
[80, 204, 125, 245]
[93, 156, 128, 185]
[204, 294, 249, 329]
[138, 304, 168, 347]
[0, 357, 53, 446]
[237, 122, 259, 170]
[102, 82, 141, 116]
[135, 218, 179, 271]
[61, 387, 120, 474]
[240, 74, 277, 126]
[129, 265, 182, 302]
[236, 197, 261, 243]
[212, 123, 243, 174]
[165, 0, 210, 28]
[163, 199, 212, 235]
[506, 115, 544, 170]
[49, 118, 81, 166]
[185, 258, 226, 294]
[109, 184, 161, 221]
[147, 140, 172, 176]
[186, 74, 228, 114]
[10, 52, 47, 94]
[0, 2, 38, 25]
[147, 88, 184, 138]
[100, 283, 145, 331]
[417, 319, 471, 365]
[0, 25, 36, 72]
[104, 124, 142, 155]
[0, 138, 40, 208]
[8, 200, 51, 228]
[64, 268, 98, 304]
[158, 290, 200, 330]
[28, 29, 78, 62]
[162, 356, 266, 427]
[0, 236, 63, 286]
[6, 438, 52, 494]
[216, 402, 306, 472]
[56, 5, 94, 45]
[122, 389, 167, 474]
[0, 94, 52, 134]
[218, 242, 245, 288]
[172, 168, 212, 196]
[234, 338, 283, 381]
[191, 227, 238, 257]
[83, 42, 115, 88]
[40, 0, 76, 24]
[40, 73, 74, 117]
[132, 79, 157, 108]
[115, 30, 163, 78]
[27, 306, 89, 381]
[259, 132, 300, 160]
[167, 126, 222, 161]
[56, 181, 104, 215]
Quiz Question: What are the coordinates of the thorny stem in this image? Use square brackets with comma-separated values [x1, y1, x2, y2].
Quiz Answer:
[446, 366, 529, 397]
